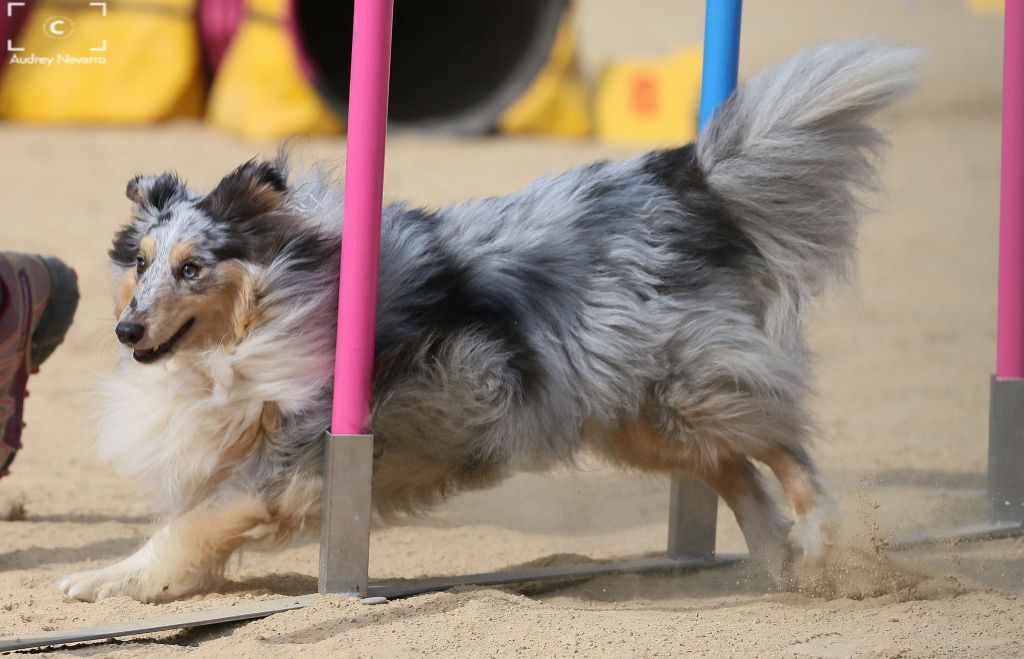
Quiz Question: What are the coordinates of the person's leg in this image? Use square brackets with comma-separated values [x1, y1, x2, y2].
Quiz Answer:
[0, 253, 79, 477]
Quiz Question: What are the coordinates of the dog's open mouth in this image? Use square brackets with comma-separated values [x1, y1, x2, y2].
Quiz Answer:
[133, 319, 195, 364]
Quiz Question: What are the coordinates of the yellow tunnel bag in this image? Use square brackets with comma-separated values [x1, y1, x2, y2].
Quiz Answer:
[206, 0, 342, 140]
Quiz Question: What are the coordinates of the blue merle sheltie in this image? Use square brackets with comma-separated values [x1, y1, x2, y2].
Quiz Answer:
[59, 41, 918, 601]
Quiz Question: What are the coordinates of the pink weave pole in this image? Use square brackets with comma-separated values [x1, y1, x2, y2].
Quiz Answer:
[998, 0, 1024, 380]
[331, 0, 394, 434]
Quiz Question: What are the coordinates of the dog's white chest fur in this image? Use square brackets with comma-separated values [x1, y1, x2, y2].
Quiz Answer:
[95, 332, 333, 515]
[95, 354, 259, 513]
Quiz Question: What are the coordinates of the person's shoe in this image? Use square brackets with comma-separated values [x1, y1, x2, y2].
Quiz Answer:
[0, 253, 79, 477]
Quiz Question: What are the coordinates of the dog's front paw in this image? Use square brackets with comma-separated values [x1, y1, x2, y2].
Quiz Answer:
[58, 560, 188, 603]
[59, 565, 132, 602]
[59, 564, 146, 602]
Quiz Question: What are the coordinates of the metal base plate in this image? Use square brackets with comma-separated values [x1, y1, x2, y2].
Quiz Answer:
[0, 595, 319, 653]
[889, 520, 1024, 550]
[0, 554, 738, 652]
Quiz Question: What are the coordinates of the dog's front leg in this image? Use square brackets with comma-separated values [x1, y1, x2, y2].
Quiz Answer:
[58, 493, 274, 602]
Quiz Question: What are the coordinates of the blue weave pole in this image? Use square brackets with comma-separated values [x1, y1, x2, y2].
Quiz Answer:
[698, 0, 743, 130]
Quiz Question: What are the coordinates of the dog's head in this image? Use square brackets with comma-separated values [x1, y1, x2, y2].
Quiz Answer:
[109, 159, 288, 364]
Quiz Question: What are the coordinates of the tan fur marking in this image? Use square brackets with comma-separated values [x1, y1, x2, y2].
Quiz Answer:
[695, 459, 757, 509]
[170, 241, 196, 269]
[269, 475, 322, 545]
[191, 402, 280, 507]
[605, 417, 753, 511]
[260, 402, 282, 434]
[222, 402, 279, 465]
[757, 448, 819, 517]
[189, 261, 258, 348]
[139, 235, 156, 263]
[222, 417, 262, 466]
[227, 266, 258, 341]
[606, 417, 691, 472]
[115, 270, 136, 316]
[248, 185, 285, 213]
[142, 300, 181, 347]
[160, 496, 275, 590]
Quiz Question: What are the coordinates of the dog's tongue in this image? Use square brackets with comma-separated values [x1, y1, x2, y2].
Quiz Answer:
[134, 348, 154, 357]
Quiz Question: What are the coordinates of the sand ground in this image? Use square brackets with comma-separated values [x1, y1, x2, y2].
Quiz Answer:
[2, 1, 1024, 656]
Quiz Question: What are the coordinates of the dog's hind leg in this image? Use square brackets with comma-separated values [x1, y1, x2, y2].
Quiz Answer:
[752, 444, 837, 562]
[605, 419, 793, 580]
[58, 493, 276, 602]
[653, 329, 838, 571]
[692, 456, 794, 579]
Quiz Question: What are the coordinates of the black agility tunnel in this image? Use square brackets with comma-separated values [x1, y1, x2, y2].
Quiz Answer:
[291, 0, 570, 133]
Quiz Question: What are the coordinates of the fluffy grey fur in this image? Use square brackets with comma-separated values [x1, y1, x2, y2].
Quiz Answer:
[60, 40, 918, 602]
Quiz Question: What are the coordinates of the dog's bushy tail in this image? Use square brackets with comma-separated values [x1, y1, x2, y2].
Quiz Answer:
[697, 40, 919, 334]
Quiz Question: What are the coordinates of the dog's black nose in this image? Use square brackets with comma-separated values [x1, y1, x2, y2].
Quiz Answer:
[115, 321, 145, 346]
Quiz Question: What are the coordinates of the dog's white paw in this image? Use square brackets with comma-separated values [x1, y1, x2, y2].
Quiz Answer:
[59, 565, 137, 602]
[58, 559, 187, 603]
[790, 502, 839, 562]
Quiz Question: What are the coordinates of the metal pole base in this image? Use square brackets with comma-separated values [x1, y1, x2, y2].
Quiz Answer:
[318, 432, 374, 596]
[667, 472, 718, 559]
[988, 377, 1024, 524]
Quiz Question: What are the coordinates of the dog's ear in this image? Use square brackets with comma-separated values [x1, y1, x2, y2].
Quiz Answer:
[199, 160, 287, 223]
[126, 173, 186, 211]
[125, 176, 151, 204]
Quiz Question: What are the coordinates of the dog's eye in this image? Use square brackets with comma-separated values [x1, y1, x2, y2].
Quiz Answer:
[181, 262, 201, 280]
[135, 256, 146, 274]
